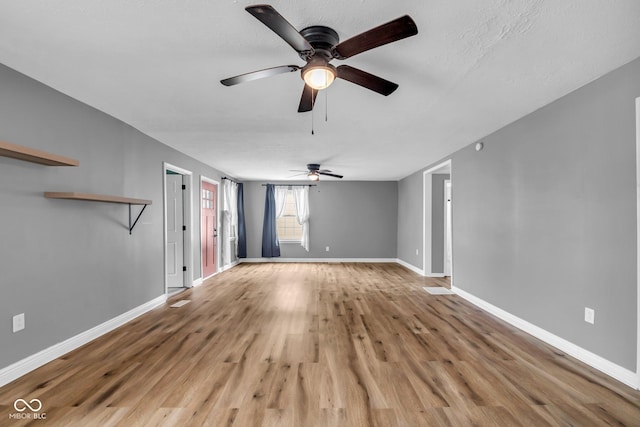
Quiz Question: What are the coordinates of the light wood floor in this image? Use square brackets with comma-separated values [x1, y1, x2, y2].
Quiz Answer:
[1, 263, 640, 426]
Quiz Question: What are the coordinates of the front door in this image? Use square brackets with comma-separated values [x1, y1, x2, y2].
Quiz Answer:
[202, 181, 217, 278]
[166, 173, 184, 287]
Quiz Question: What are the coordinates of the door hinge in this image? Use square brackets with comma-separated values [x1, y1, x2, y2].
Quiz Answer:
[183, 266, 187, 272]
[183, 225, 186, 231]
[182, 184, 186, 190]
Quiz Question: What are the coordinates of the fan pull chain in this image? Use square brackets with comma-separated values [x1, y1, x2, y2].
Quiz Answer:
[311, 88, 315, 135]
[325, 87, 328, 122]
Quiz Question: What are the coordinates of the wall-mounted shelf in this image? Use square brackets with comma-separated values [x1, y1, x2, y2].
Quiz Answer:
[0, 141, 79, 166]
[44, 192, 152, 234]
[44, 192, 151, 205]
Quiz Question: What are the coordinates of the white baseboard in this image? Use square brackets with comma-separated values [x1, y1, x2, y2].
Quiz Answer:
[220, 260, 240, 272]
[241, 258, 398, 263]
[395, 259, 425, 276]
[198, 262, 239, 283]
[0, 294, 167, 388]
[240, 258, 429, 277]
[395, 258, 446, 277]
[452, 286, 638, 390]
[192, 278, 203, 287]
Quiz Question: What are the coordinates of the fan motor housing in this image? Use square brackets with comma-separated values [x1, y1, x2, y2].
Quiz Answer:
[299, 26, 339, 61]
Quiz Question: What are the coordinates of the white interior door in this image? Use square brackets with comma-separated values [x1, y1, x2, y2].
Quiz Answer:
[166, 173, 184, 287]
[444, 180, 453, 277]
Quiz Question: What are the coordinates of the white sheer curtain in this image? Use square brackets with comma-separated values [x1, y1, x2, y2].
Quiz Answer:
[292, 186, 310, 251]
[274, 186, 288, 220]
[222, 179, 238, 266]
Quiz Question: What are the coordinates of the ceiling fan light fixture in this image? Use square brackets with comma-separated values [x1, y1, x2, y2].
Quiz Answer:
[302, 62, 336, 90]
[308, 171, 320, 181]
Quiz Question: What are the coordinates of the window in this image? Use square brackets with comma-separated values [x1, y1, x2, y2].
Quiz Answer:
[277, 190, 303, 242]
[202, 188, 214, 209]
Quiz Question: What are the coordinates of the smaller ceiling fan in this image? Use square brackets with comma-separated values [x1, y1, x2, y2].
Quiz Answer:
[220, 4, 418, 112]
[291, 164, 344, 181]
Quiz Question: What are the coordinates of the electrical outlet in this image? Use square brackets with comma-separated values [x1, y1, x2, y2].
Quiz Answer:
[325, 246, 330, 252]
[584, 307, 595, 324]
[13, 313, 25, 333]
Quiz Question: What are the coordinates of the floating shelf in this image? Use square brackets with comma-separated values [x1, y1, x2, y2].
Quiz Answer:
[44, 192, 151, 205]
[44, 192, 152, 234]
[0, 140, 79, 166]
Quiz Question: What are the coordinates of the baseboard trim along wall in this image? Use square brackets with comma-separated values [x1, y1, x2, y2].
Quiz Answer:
[220, 260, 240, 272]
[452, 285, 638, 390]
[3, 263, 635, 391]
[396, 259, 425, 276]
[241, 258, 399, 263]
[196, 261, 239, 285]
[0, 294, 167, 388]
[241, 258, 436, 278]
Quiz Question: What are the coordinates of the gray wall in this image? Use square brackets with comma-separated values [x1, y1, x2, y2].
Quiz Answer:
[431, 174, 450, 274]
[243, 181, 398, 259]
[397, 57, 640, 370]
[396, 172, 451, 274]
[397, 171, 423, 269]
[0, 63, 225, 370]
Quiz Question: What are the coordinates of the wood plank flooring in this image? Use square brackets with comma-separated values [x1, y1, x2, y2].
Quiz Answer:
[1, 263, 640, 426]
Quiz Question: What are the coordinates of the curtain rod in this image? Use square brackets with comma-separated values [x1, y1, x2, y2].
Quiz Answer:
[222, 176, 238, 183]
[261, 184, 316, 187]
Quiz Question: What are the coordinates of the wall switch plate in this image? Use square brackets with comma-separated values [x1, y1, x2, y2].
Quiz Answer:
[13, 313, 25, 333]
[416, 248, 419, 255]
[584, 307, 595, 324]
[325, 246, 330, 252]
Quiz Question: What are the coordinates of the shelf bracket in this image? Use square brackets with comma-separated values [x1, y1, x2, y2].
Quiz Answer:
[44, 193, 152, 234]
[129, 203, 149, 235]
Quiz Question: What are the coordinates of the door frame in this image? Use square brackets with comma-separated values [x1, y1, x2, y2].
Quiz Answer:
[163, 162, 193, 294]
[443, 179, 452, 277]
[200, 175, 221, 281]
[423, 159, 452, 278]
[635, 97, 640, 389]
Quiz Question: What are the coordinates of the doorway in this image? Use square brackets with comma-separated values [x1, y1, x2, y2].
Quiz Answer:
[163, 163, 193, 294]
[201, 177, 219, 280]
[444, 179, 452, 277]
[423, 159, 452, 278]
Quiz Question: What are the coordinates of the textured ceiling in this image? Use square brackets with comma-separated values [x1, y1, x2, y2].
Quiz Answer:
[1, 1, 639, 180]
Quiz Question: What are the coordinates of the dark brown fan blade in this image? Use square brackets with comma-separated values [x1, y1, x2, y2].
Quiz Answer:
[318, 171, 343, 179]
[298, 84, 318, 112]
[333, 15, 417, 59]
[336, 65, 398, 96]
[220, 65, 300, 86]
[287, 172, 308, 178]
[246, 5, 314, 53]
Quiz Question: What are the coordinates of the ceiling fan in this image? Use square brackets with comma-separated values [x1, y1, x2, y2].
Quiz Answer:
[220, 4, 418, 112]
[292, 164, 344, 181]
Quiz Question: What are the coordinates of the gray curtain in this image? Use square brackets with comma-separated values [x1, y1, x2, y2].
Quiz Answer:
[261, 184, 280, 257]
